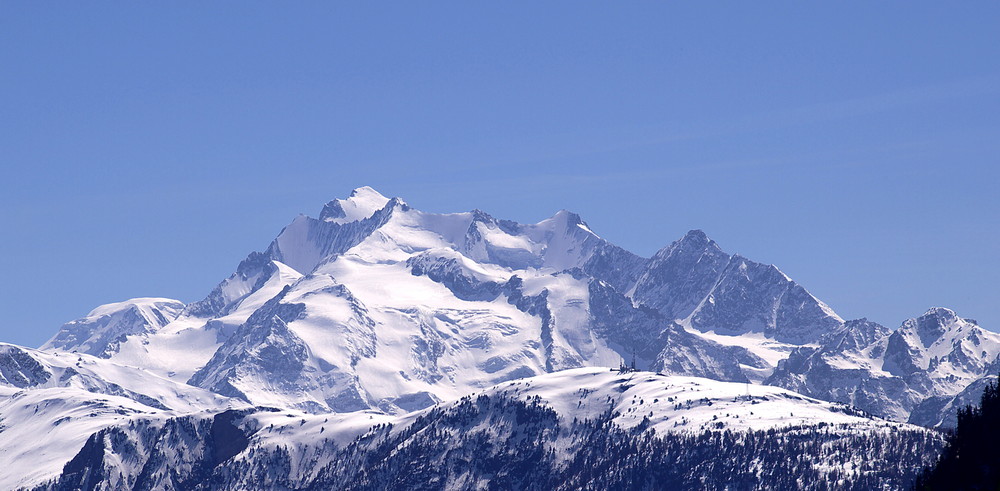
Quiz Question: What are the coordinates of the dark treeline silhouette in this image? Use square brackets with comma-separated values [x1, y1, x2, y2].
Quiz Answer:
[915, 374, 1000, 490]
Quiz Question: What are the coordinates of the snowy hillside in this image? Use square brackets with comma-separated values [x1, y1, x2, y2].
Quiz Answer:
[40, 368, 943, 490]
[0, 344, 239, 489]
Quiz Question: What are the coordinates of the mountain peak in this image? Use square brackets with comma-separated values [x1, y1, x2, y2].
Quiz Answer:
[654, 229, 720, 260]
[683, 229, 709, 241]
[41, 298, 186, 357]
[84, 298, 185, 320]
[319, 186, 392, 223]
[675, 230, 716, 251]
[904, 307, 964, 349]
[550, 209, 583, 226]
[921, 307, 958, 321]
[349, 185, 385, 198]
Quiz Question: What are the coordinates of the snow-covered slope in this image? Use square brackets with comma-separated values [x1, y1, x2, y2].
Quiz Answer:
[40, 368, 943, 490]
[0, 343, 239, 489]
[0, 343, 233, 410]
[319, 185, 391, 224]
[184, 255, 751, 414]
[41, 298, 184, 358]
[421, 367, 892, 432]
[229, 367, 926, 455]
[883, 308, 1000, 385]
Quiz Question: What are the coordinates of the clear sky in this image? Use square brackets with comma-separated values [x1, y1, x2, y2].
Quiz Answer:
[1, 3, 998, 347]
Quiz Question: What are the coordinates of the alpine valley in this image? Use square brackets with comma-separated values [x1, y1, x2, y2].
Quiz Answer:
[3, 187, 991, 489]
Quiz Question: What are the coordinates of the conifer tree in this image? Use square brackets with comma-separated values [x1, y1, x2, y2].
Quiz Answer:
[915, 374, 1000, 490]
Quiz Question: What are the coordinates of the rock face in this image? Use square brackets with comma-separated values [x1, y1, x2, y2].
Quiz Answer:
[631, 230, 729, 321]
[0, 344, 51, 387]
[632, 231, 843, 344]
[767, 310, 1000, 422]
[36, 187, 998, 426]
[886, 308, 999, 382]
[908, 371, 1000, 428]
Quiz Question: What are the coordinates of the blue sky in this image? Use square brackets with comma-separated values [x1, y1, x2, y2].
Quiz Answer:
[1, 3, 998, 347]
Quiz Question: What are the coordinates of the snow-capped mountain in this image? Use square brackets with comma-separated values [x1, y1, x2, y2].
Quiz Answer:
[884, 308, 999, 386]
[42, 187, 762, 414]
[38, 187, 998, 426]
[9, 185, 994, 487]
[40, 368, 943, 491]
[631, 230, 843, 345]
[41, 298, 185, 358]
[768, 308, 1000, 422]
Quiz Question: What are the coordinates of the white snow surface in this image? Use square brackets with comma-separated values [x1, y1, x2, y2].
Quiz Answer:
[684, 327, 807, 382]
[5, 367, 919, 490]
[685, 327, 805, 367]
[895, 308, 1000, 394]
[322, 186, 391, 224]
[102, 261, 303, 382]
[81, 297, 183, 320]
[0, 345, 240, 489]
[458, 367, 891, 433]
[233, 367, 920, 484]
[192, 367, 921, 486]
[40, 298, 185, 356]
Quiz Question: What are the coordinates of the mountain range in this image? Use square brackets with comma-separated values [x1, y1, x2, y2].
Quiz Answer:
[2, 186, 991, 489]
